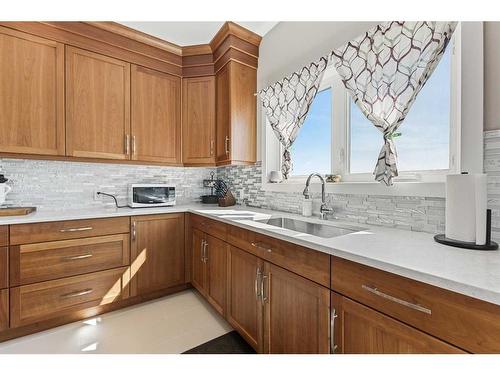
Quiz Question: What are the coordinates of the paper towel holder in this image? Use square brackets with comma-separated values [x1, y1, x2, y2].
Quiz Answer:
[434, 209, 498, 250]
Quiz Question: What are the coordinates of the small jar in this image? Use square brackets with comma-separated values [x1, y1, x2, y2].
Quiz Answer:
[302, 199, 312, 217]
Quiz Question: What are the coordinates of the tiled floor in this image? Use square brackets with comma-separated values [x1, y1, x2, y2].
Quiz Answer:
[0, 289, 233, 354]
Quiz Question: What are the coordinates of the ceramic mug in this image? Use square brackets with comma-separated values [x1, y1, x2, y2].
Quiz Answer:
[269, 170, 283, 183]
[0, 183, 12, 205]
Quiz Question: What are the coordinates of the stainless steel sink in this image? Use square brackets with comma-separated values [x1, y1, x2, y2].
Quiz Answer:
[255, 217, 364, 238]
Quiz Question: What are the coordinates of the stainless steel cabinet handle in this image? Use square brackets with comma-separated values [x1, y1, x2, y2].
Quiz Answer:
[125, 134, 130, 155]
[224, 135, 229, 154]
[132, 221, 136, 241]
[62, 254, 93, 261]
[60, 288, 93, 299]
[251, 242, 273, 253]
[260, 274, 269, 303]
[200, 239, 205, 262]
[203, 240, 208, 263]
[254, 267, 262, 299]
[330, 308, 338, 353]
[362, 285, 432, 315]
[59, 227, 93, 233]
[132, 135, 136, 155]
[210, 139, 214, 156]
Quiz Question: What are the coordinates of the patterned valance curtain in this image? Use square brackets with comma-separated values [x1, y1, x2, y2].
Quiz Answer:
[260, 57, 329, 179]
[330, 21, 457, 186]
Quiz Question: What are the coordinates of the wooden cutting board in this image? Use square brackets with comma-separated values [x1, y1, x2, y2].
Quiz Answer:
[0, 207, 36, 216]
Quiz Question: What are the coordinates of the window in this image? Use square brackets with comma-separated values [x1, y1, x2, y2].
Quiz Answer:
[290, 88, 332, 176]
[263, 23, 487, 197]
[349, 45, 452, 175]
[277, 32, 458, 183]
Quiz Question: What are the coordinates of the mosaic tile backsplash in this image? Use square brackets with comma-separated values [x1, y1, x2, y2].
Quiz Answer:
[0, 130, 498, 241]
[0, 158, 216, 210]
[217, 162, 446, 234]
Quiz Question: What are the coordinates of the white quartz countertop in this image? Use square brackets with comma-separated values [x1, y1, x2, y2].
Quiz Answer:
[2, 204, 500, 306]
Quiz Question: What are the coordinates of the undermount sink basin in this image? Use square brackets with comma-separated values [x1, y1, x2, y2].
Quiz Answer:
[255, 217, 364, 238]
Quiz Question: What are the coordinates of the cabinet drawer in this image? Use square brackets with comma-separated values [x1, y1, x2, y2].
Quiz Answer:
[0, 289, 7, 331]
[0, 226, 7, 246]
[10, 217, 130, 245]
[228, 225, 330, 287]
[331, 256, 500, 353]
[10, 267, 129, 328]
[10, 234, 130, 286]
[0, 247, 7, 289]
[191, 214, 227, 241]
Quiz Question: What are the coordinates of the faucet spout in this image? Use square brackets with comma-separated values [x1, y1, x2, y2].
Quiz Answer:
[303, 173, 333, 220]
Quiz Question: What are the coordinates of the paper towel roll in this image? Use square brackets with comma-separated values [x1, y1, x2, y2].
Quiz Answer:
[445, 173, 487, 244]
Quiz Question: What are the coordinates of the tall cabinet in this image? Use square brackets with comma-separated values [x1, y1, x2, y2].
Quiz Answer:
[0, 27, 65, 156]
[216, 61, 257, 166]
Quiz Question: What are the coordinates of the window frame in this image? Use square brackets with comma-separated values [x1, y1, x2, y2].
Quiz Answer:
[262, 22, 483, 198]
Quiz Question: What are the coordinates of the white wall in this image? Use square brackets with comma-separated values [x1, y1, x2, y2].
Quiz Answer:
[256, 22, 379, 160]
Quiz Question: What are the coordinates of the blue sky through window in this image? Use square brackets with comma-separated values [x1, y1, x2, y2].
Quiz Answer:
[290, 88, 332, 175]
[350, 46, 452, 173]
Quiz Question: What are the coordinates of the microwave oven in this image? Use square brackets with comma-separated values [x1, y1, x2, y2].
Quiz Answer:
[128, 184, 176, 208]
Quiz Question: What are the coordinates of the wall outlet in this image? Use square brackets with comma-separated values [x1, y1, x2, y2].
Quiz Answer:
[93, 190, 101, 201]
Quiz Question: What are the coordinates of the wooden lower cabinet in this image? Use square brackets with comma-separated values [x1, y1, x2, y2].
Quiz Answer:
[191, 228, 227, 315]
[205, 235, 228, 315]
[10, 267, 129, 328]
[130, 214, 185, 296]
[262, 262, 330, 354]
[0, 289, 7, 331]
[226, 246, 263, 351]
[330, 292, 464, 354]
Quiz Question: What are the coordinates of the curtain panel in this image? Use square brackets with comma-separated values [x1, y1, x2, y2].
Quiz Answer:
[330, 21, 457, 186]
[259, 56, 329, 179]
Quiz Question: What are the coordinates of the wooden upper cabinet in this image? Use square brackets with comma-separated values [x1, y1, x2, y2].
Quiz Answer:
[331, 292, 464, 354]
[182, 76, 216, 165]
[131, 65, 181, 164]
[0, 27, 65, 156]
[216, 64, 231, 164]
[216, 61, 256, 166]
[65, 46, 131, 160]
[130, 214, 185, 296]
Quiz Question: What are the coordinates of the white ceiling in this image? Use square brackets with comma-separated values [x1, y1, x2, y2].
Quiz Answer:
[118, 22, 278, 46]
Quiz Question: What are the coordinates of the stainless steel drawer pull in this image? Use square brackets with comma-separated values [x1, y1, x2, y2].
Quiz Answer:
[62, 254, 93, 261]
[224, 136, 229, 154]
[362, 285, 432, 315]
[330, 308, 338, 354]
[251, 242, 273, 253]
[60, 227, 93, 233]
[60, 288, 94, 299]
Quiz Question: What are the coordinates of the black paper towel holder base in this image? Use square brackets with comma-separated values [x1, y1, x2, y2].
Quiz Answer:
[434, 209, 499, 250]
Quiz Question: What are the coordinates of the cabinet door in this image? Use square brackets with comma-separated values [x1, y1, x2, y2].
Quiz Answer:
[0, 27, 64, 156]
[205, 234, 228, 315]
[263, 262, 330, 354]
[227, 246, 263, 351]
[229, 62, 257, 164]
[130, 214, 185, 296]
[216, 64, 231, 164]
[131, 65, 181, 164]
[191, 228, 206, 295]
[66, 46, 130, 160]
[0, 289, 8, 331]
[0, 247, 7, 289]
[331, 292, 465, 354]
[182, 76, 216, 165]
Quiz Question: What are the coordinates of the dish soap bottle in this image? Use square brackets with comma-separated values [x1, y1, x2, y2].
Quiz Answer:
[302, 197, 312, 217]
